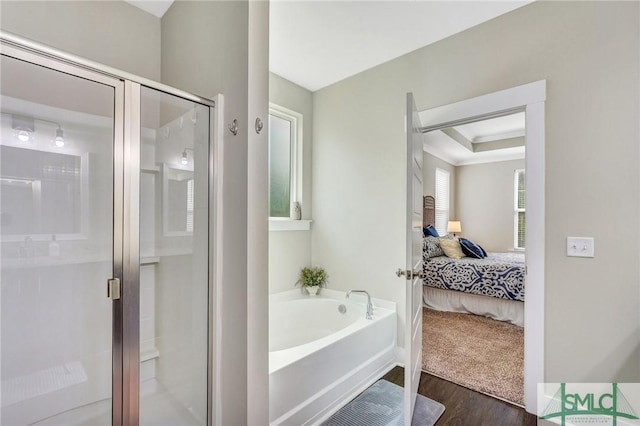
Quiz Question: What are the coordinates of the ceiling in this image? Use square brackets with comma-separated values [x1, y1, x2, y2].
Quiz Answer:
[423, 112, 526, 166]
[126, 0, 532, 92]
[270, 1, 532, 91]
[124, 0, 173, 18]
[455, 113, 525, 143]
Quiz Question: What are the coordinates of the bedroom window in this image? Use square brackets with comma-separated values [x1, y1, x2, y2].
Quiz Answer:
[435, 168, 450, 235]
[268, 104, 302, 218]
[514, 169, 526, 249]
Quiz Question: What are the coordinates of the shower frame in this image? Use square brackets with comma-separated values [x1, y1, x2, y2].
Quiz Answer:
[0, 31, 219, 426]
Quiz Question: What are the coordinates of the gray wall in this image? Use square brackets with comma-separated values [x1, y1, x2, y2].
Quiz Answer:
[246, 4, 270, 423]
[423, 152, 456, 223]
[269, 73, 314, 294]
[0, 1, 161, 80]
[161, 2, 255, 424]
[455, 159, 525, 252]
[312, 1, 639, 382]
[269, 231, 312, 294]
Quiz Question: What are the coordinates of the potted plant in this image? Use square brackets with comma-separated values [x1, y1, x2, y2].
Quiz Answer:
[296, 266, 328, 296]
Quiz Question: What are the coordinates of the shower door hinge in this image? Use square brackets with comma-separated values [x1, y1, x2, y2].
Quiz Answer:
[107, 278, 121, 300]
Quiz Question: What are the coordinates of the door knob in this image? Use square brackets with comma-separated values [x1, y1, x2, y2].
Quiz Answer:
[396, 269, 425, 280]
[396, 268, 410, 278]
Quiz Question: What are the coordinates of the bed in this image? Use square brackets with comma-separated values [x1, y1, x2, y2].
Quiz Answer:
[423, 252, 525, 302]
[421, 196, 525, 326]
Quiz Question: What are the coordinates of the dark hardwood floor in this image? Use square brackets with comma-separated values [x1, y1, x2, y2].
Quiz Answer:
[382, 366, 537, 426]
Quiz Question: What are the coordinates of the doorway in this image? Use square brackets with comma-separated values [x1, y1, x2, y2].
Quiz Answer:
[0, 36, 216, 425]
[421, 111, 527, 405]
[416, 81, 545, 413]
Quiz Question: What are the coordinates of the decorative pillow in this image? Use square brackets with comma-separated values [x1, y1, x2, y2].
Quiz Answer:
[423, 225, 440, 238]
[424, 226, 439, 238]
[423, 236, 444, 259]
[459, 237, 486, 259]
[439, 238, 465, 259]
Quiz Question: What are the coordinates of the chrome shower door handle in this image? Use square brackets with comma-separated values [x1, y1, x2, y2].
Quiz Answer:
[107, 278, 121, 300]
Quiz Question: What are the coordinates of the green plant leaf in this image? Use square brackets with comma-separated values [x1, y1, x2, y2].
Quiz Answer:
[296, 266, 328, 287]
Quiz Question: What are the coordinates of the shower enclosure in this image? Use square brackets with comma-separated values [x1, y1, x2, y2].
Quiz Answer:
[0, 34, 216, 425]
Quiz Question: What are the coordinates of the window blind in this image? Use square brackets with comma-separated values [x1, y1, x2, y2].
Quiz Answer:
[514, 169, 525, 249]
[435, 168, 450, 236]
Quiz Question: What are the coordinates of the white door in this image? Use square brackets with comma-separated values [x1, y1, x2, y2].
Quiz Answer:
[404, 92, 424, 426]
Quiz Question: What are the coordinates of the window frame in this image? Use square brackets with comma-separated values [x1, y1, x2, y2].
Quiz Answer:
[514, 168, 525, 250]
[434, 168, 450, 236]
[268, 103, 307, 229]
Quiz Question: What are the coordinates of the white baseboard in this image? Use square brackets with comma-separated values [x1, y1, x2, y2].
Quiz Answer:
[394, 346, 405, 366]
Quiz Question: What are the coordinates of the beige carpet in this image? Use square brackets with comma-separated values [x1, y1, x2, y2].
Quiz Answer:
[422, 308, 524, 406]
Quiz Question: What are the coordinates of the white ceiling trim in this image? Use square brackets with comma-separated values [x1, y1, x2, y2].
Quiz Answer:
[473, 129, 525, 143]
[422, 111, 526, 165]
[423, 142, 525, 167]
[455, 111, 526, 142]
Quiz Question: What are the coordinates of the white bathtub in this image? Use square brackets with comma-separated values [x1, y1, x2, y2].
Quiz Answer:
[269, 289, 397, 425]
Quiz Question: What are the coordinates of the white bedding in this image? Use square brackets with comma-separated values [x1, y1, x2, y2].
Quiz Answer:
[423, 286, 524, 327]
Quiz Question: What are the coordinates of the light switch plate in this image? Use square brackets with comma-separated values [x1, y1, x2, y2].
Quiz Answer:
[567, 237, 594, 258]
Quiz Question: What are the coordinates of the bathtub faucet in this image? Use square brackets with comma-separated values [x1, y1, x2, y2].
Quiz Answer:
[346, 290, 373, 320]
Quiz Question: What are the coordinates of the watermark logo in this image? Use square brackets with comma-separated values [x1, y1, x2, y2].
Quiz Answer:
[539, 383, 640, 426]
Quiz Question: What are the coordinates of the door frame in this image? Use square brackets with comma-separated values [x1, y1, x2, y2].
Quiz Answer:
[1, 31, 219, 425]
[418, 80, 546, 413]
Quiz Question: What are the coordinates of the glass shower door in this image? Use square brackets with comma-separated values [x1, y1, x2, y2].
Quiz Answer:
[1, 39, 215, 425]
[0, 54, 118, 425]
[137, 87, 210, 425]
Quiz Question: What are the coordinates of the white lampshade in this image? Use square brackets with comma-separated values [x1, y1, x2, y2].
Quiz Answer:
[447, 221, 462, 234]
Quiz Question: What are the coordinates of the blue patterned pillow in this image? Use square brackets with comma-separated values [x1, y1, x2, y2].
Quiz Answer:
[459, 238, 486, 259]
[423, 225, 440, 238]
[423, 236, 444, 259]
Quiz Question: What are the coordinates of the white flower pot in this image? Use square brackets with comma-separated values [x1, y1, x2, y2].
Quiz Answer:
[306, 285, 319, 296]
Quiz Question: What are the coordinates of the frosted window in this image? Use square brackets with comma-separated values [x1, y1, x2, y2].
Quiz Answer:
[268, 114, 292, 217]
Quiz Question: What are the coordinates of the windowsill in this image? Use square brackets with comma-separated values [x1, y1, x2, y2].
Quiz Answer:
[269, 219, 312, 231]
